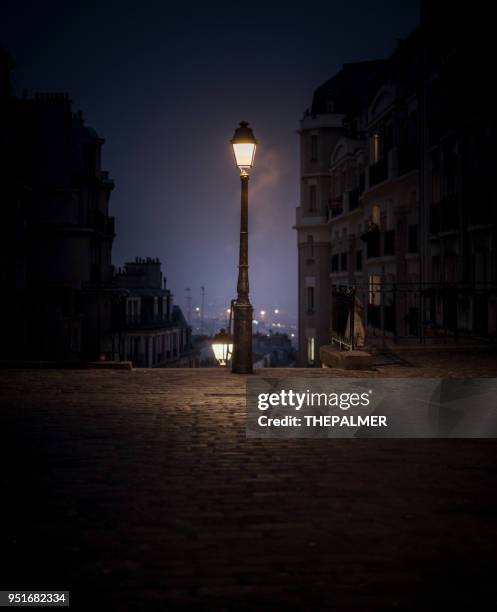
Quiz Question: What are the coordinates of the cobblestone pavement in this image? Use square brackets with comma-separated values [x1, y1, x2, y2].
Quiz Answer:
[1, 355, 497, 610]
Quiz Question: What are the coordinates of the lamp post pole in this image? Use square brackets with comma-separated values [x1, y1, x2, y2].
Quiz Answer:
[232, 171, 253, 373]
[230, 121, 257, 374]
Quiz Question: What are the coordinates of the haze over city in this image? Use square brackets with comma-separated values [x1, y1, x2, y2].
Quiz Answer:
[1, 0, 419, 324]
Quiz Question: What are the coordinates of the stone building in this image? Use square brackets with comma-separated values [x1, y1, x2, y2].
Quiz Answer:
[296, 7, 497, 365]
[329, 31, 421, 348]
[418, 3, 497, 340]
[112, 258, 193, 367]
[295, 60, 386, 365]
[0, 49, 116, 362]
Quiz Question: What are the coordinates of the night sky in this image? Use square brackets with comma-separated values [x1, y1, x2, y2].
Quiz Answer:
[2, 0, 419, 325]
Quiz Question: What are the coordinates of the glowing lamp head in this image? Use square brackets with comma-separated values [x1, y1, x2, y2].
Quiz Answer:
[211, 328, 233, 366]
[231, 121, 257, 173]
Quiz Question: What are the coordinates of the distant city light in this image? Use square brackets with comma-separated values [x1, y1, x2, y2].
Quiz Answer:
[226, 308, 231, 314]
[291, 333, 295, 338]
[274, 309, 279, 314]
[252, 320, 259, 325]
[260, 310, 266, 316]
[195, 307, 200, 312]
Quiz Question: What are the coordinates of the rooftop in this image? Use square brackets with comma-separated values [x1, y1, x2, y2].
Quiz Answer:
[309, 60, 387, 116]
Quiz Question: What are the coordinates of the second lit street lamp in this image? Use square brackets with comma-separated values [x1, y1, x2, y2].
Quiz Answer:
[230, 121, 257, 374]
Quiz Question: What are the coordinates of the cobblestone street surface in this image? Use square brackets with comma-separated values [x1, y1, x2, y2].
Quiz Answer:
[2, 352, 497, 610]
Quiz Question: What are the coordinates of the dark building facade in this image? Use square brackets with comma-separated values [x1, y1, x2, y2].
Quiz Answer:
[112, 258, 193, 367]
[418, 3, 497, 340]
[296, 6, 497, 365]
[0, 48, 116, 362]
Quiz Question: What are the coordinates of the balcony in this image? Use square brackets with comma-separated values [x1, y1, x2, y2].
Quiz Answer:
[295, 206, 326, 227]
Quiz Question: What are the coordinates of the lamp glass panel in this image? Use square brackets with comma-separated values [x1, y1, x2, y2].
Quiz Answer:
[232, 143, 256, 168]
[212, 341, 233, 365]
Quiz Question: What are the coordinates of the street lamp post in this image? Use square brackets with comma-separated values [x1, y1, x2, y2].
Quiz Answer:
[230, 121, 257, 374]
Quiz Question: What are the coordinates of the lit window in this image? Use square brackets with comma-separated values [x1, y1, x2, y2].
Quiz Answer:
[371, 133, 381, 163]
[307, 337, 315, 365]
[368, 275, 381, 306]
[372, 204, 381, 227]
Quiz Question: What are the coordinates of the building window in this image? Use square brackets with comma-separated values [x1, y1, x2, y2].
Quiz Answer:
[307, 235, 314, 258]
[356, 250, 363, 271]
[408, 225, 418, 253]
[340, 252, 348, 271]
[309, 185, 317, 213]
[384, 229, 395, 255]
[126, 297, 140, 324]
[307, 287, 314, 313]
[331, 254, 339, 272]
[310, 135, 318, 162]
[372, 204, 381, 227]
[371, 133, 381, 163]
[368, 275, 381, 306]
[134, 337, 140, 359]
[153, 296, 159, 319]
[366, 229, 380, 259]
[307, 337, 315, 365]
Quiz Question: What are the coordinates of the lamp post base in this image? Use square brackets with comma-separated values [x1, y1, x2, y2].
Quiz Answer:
[232, 301, 253, 374]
